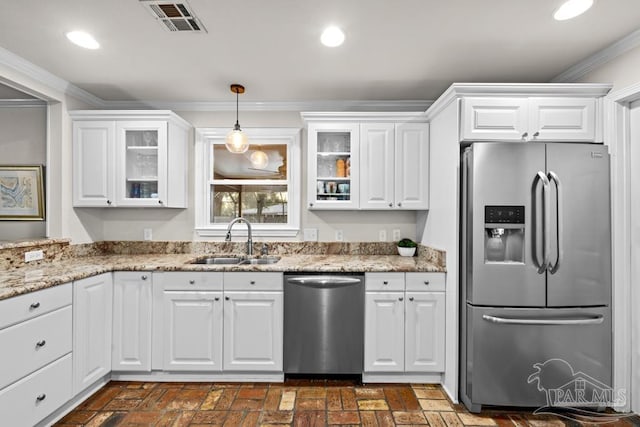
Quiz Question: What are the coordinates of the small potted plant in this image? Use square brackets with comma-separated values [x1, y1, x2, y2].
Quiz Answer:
[397, 238, 417, 257]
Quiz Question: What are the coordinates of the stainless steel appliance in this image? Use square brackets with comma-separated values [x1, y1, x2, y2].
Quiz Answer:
[284, 273, 364, 374]
[460, 142, 612, 412]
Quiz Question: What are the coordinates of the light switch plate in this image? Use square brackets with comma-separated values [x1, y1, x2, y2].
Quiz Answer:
[392, 229, 401, 241]
[143, 228, 153, 241]
[303, 228, 318, 241]
[379, 229, 387, 241]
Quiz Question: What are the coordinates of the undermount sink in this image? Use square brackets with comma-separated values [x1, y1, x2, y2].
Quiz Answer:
[190, 256, 281, 265]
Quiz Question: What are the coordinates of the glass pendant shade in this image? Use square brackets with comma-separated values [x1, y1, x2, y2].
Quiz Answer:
[225, 123, 249, 153]
[250, 149, 269, 169]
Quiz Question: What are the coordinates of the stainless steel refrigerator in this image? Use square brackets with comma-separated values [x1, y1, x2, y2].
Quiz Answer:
[460, 142, 612, 412]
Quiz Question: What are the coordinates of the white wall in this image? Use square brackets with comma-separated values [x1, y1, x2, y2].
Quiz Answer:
[578, 44, 640, 91]
[0, 105, 46, 240]
[80, 110, 419, 242]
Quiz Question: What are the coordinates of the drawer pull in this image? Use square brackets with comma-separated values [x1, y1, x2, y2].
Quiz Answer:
[383, 281, 389, 285]
[30, 302, 41, 309]
[424, 281, 430, 285]
[215, 297, 220, 301]
[189, 280, 195, 285]
[225, 296, 230, 301]
[399, 297, 404, 301]
[409, 297, 414, 301]
[141, 275, 148, 280]
[36, 394, 46, 402]
[36, 340, 46, 348]
[250, 281, 256, 285]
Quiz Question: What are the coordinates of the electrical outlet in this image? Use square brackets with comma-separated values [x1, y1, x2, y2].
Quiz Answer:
[143, 228, 153, 241]
[25, 250, 44, 262]
[379, 229, 387, 241]
[303, 228, 318, 241]
[335, 230, 344, 241]
[392, 229, 401, 241]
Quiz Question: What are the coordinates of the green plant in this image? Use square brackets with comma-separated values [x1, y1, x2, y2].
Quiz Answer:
[397, 238, 417, 248]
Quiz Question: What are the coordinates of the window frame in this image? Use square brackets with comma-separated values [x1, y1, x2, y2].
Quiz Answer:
[194, 127, 301, 237]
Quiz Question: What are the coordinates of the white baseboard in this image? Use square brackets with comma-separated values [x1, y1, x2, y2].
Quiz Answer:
[362, 372, 443, 384]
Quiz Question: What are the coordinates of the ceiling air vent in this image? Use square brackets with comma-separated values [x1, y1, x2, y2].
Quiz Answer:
[139, 0, 207, 32]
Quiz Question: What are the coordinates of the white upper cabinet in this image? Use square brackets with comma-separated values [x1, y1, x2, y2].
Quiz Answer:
[460, 97, 598, 142]
[306, 122, 360, 210]
[303, 112, 429, 211]
[71, 110, 190, 208]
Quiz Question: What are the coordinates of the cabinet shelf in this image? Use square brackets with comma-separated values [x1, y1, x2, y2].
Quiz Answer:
[317, 177, 351, 181]
[318, 192, 351, 196]
[127, 146, 158, 151]
[127, 177, 158, 182]
[317, 151, 351, 156]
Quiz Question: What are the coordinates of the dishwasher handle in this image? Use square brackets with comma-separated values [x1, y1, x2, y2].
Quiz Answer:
[287, 276, 362, 288]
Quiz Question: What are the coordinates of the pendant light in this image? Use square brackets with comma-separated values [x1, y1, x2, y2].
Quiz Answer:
[225, 84, 249, 153]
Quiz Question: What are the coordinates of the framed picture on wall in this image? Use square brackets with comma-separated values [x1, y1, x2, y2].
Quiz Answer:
[0, 165, 45, 220]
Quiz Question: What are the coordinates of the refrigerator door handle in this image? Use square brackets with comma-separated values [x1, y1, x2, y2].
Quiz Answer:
[535, 171, 550, 273]
[482, 314, 604, 326]
[547, 171, 562, 274]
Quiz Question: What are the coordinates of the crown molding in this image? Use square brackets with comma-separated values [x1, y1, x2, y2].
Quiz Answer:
[0, 99, 47, 107]
[552, 28, 640, 83]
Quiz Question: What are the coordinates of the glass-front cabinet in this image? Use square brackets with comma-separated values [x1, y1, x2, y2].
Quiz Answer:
[116, 121, 167, 206]
[307, 122, 359, 209]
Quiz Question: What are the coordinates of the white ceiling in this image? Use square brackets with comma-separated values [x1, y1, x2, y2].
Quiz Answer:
[1, 0, 640, 104]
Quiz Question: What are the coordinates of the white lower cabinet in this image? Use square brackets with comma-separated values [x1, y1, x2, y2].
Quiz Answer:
[112, 272, 153, 371]
[162, 290, 223, 371]
[223, 291, 283, 371]
[364, 272, 445, 374]
[405, 292, 445, 372]
[73, 273, 113, 395]
[364, 292, 405, 372]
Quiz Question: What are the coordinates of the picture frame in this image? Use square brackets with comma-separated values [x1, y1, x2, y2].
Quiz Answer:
[0, 165, 45, 220]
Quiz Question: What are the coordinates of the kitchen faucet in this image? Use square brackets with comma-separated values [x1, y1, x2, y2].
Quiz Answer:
[225, 217, 253, 257]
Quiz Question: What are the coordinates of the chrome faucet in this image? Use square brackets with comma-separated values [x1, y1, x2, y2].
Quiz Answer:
[225, 217, 253, 256]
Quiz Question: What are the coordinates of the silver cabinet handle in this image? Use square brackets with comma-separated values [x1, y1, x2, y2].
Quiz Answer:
[36, 340, 46, 348]
[548, 171, 562, 274]
[214, 297, 220, 301]
[106, 200, 112, 205]
[522, 132, 528, 139]
[398, 297, 404, 301]
[423, 281, 429, 285]
[398, 202, 402, 207]
[533, 131, 540, 137]
[535, 171, 550, 273]
[383, 281, 389, 285]
[30, 302, 40, 309]
[250, 280, 256, 285]
[36, 394, 46, 402]
[409, 297, 414, 301]
[309, 202, 314, 207]
[189, 280, 195, 285]
[388, 203, 393, 208]
[141, 275, 148, 280]
[225, 296, 230, 301]
[483, 314, 603, 325]
[158, 200, 163, 205]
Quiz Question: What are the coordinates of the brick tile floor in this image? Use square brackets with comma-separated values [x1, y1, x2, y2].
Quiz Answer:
[53, 380, 640, 426]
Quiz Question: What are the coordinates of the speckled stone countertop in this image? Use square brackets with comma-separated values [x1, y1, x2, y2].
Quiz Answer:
[0, 240, 446, 301]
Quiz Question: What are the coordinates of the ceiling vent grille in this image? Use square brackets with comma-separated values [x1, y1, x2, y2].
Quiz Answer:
[140, 0, 207, 32]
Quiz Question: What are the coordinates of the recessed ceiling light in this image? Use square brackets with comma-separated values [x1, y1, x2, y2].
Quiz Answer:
[65, 31, 100, 49]
[553, 0, 594, 21]
[321, 26, 345, 47]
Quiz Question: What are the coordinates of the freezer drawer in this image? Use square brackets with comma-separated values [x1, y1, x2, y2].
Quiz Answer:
[463, 304, 611, 408]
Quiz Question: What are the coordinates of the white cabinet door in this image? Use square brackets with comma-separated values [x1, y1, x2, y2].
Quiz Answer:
[364, 292, 405, 372]
[405, 292, 445, 372]
[307, 122, 360, 210]
[73, 273, 113, 394]
[360, 123, 395, 209]
[162, 291, 223, 371]
[72, 121, 116, 207]
[460, 97, 528, 141]
[395, 123, 429, 209]
[115, 121, 168, 207]
[529, 97, 596, 142]
[112, 272, 152, 372]
[223, 291, 283, 371]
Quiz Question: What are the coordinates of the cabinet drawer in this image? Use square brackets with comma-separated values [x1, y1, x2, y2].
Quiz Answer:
[0, 283, 72, 330]
[405, 273, 445, 292]
[0, 306, 72, 390]
[158, 272, 223, 291]
[224, 272, 283, 291]
[365, 273, 405, 291]
[0, 353, 72, 427]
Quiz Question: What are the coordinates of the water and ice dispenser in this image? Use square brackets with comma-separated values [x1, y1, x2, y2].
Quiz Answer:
[484, 206, 524, 263]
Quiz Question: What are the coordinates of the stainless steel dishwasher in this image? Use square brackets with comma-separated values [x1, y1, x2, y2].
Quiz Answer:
[284, 273, 364, 374]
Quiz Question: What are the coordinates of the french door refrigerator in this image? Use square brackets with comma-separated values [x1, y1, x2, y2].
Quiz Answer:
[460, 142, 611, 412]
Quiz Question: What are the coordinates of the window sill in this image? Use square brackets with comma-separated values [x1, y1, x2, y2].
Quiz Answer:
[195, 227, 299, 238]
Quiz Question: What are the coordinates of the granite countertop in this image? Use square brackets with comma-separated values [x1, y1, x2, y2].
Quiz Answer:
[0, 252, 445, 301]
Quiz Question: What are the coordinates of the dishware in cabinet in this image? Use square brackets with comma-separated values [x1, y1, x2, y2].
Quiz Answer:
[307, 122, 359, 210]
